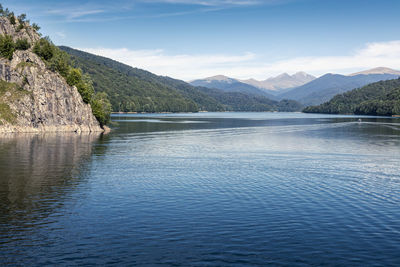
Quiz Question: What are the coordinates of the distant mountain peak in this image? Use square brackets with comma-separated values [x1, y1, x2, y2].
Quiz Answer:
[204, 75, 234, 82]
[274, 73, 291, 79]
[349, 67, 400, 76]
[240, 72, 316, 92]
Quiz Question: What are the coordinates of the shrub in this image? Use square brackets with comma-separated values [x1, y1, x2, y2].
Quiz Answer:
[15, 38, 30, 50]
[16, 23, 24, 32]
[90, 92, 112, 126]
[33, 37, 54, 60]
[0, 34, 15, 60]
[48, 50, 70, 77]
[66, 68, 82, 86]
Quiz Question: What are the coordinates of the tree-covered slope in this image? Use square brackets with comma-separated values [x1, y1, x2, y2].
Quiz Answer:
[60, 46, 303, 112]
[60, 46, 211, 112]
[303, 78, 400, 116]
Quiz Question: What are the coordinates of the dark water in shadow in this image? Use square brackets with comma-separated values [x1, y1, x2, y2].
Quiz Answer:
[1, 113, 400, 266]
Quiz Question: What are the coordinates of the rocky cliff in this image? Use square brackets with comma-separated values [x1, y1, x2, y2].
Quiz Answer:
[0, 17, 102, 133]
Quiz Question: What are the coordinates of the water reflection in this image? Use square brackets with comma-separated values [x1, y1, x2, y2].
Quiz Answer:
[0, 113, 399, 266]
[0, 133, 102, 247]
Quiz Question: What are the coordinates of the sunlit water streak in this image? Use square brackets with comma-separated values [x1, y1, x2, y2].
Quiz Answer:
[0, 113, 399, 266]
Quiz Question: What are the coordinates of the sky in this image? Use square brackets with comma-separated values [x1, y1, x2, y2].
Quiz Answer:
[3, 0, 400, 80]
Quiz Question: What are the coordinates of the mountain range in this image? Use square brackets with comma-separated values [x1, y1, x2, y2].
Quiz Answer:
[61, 46, 400, 113]
[190, 75, 276, 99]
[191, 72, 316, 97]
[240, 72, 316, 92]
[192, 67, 400, 106]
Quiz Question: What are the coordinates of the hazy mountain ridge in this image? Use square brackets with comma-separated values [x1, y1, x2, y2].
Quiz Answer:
[277, 70, 400, 106]
[241, 72, 316, 92]
[192, 72, 316, 96]
[190, 75, 276, 99]
[349, 67, 400, 76]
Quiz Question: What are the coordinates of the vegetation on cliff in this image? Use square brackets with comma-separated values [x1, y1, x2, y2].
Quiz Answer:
[303, 78, 400, 116]
[0, 5, 111, 127]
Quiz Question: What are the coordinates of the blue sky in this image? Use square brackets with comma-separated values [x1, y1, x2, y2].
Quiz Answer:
[4, 0, 400, 80]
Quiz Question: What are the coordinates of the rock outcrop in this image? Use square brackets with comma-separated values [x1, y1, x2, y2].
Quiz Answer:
[0, 17, 102, 133]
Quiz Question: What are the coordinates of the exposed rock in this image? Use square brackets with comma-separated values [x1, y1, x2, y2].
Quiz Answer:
[0, 17, 102, 133]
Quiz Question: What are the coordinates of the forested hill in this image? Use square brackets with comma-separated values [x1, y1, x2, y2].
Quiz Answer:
[60, 46, 222, 112]
[303, 78, 400, 116]
[60, 46, 303, 113]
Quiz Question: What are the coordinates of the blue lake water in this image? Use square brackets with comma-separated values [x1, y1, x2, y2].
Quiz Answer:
[1, 112, 400, 266]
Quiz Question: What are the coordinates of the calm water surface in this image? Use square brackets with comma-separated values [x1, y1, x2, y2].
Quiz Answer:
[1, 112, 400, 266]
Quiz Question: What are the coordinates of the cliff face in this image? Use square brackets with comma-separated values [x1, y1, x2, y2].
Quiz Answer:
[0, 17, 102, 133]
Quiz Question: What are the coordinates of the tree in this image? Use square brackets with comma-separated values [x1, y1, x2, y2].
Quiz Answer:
[17, 13, 26, 23]
[48, 49, 70, 77]
[90, 92, 112, 126]
[32, 23, 40, 31]
[0, 34, 15, 60]
[33, 37, 55, 61]
[66, 68, 82, 86]
[8, 12, 15, 24]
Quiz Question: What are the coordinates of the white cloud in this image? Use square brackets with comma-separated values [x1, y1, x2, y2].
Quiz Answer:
[80, 40, 400, 81]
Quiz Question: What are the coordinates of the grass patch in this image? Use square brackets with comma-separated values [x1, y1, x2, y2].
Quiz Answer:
[0, 103, 16, 124]
[0, 79, 31, 99]
[0, 80, 32, 125]
[16, 61, 36, 70]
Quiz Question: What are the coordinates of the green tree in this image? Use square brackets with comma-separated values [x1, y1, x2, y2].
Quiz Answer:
[32, 23, 40, 31]
[90, 92, 112, 126]
[66, 68, 82, 86]
[33, 37, 55, 61]
[48, 49, 70, 77]
[0, 34, 15, 60]
[17, 13, 26, 22]
[8, 12, 15, 24]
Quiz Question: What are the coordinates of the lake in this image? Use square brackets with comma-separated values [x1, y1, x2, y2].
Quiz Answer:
[1, 112, 399, 266]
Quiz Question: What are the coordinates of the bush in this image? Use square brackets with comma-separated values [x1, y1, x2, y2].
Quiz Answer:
[66, 68, 82, 86]
[33, 37, 55, 61]
[76, 80, 94, 104]
[16, 23, 24, 32]
[0, 34, 15, 60]
[90, 92, 112, 126]
[15, 38, 30, 50]
[48, 50, 70, 77]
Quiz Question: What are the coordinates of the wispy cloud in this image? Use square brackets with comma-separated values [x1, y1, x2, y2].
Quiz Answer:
[9, 0, 294, 23]
[142, 0, 262, 6]
[47, 9, 104, 19]
[55, 31, 66, 39]
[80, 40, 400, 81]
